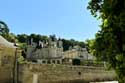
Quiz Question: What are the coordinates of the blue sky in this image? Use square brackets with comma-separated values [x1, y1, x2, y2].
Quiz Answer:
[0, 0, 100, 41]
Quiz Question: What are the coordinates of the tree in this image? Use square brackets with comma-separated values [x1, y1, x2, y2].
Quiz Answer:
[0, 21, 10, 40]
[8, 33, 18, 43]
[61, 38, 85, 51]
[78, 42, 85, 48]
[17, 34, 28, 43]
[87, 0, 125, 82]
[85, 39, 95, 53]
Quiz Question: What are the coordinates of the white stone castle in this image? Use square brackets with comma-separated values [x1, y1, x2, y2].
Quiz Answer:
[26, 37, 63, 64]
[26, 36, 95, 64]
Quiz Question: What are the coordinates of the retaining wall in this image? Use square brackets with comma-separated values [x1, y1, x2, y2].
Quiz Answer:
[18, 63, 117, 83]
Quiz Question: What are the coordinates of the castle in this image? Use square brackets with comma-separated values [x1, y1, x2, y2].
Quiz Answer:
[26, 36, 63, 64]
[26, 36, 95, 65]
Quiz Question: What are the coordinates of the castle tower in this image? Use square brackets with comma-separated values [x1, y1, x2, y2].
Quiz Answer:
[58, 40, 63, 48]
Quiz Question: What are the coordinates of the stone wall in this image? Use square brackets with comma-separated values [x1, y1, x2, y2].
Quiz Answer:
[18, 64, 117, 83]
[0, 47, 16, 83]
[27, 45, 63, 60]
[0, 47, 21, 83]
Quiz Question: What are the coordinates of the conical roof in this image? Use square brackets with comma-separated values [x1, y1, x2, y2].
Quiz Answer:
[0, 35, 17, 48]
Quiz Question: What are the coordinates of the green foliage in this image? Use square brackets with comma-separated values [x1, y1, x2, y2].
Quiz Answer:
[62, 39, 85, 51]
[0, 21, 10, 41]
[88, 0, 125, 82]
[85, 39, 95, 54]
[0, 21, 18, 43]
[18, 55, 27, 64]
[17, 34, 28, 43]
[18, 43, 27, 50]
[8, 33, 18, 43]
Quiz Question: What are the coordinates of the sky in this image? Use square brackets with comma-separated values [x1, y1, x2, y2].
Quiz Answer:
[0, 0, 100, 41]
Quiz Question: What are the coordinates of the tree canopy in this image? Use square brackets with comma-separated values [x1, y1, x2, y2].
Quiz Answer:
[87, 0, 125, 82]
[0, 21, 9, 40]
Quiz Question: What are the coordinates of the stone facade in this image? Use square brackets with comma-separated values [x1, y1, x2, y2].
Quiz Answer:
[26, 37, 63, 64]
[63, 46, 96, 64]
[63, 46, 88, 59]
[26, 37, 95, 65]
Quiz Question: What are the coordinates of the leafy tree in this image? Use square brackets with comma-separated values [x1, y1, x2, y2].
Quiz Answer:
[17, 34, 28, 43]
[78, 41, 85, 48]
[40, 35, 48, 41]
[61, 39, 74, 51]
[85, 39, 95, 53]
[0, 21, 17, 43]
[87, 0, 125, 82]
[28, 34, 48, 43]
[0, 21, 10, 40]
[61, 38, 85, 51]
[8, 33, 18, 43]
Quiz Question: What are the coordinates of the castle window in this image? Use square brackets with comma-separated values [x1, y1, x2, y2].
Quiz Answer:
[47, 60, 51, 64]
[52, 60, 55, 64]
[57, 60, 60, 64]
[42, 60, 46, 64]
